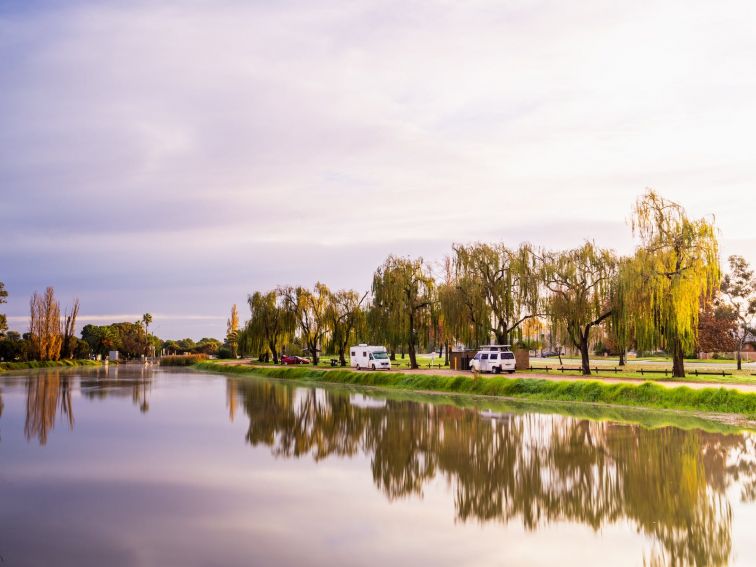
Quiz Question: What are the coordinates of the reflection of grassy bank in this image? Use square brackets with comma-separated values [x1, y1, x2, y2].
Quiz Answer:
[333, 386, 754, 434]
[196, 362, 756, 420]
[0, 359, 101, 373]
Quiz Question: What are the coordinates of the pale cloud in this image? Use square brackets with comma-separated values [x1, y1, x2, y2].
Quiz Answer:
[1, 0, 755, 337]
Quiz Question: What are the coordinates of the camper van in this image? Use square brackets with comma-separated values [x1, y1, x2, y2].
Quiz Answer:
[350, 344, 391, 370]
[469, 345, 516, 374]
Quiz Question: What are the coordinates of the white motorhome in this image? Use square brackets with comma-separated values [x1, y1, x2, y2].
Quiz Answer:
[350, 344, 391, 370]
[469, 345, 516, 374]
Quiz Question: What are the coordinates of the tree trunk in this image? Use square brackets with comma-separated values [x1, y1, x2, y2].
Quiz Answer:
[671, 337, 685, 378]
[390, 350, 396, 361]
[408, 341, 417, 369]
[339, 342, 347, 366]
[444, 340, 449, 366]
[408, 312, 418, 369]
[737, 346, 742, 371]
[268, 341, 278, 364]
[618, 349, 625, 367]
[579, 331, 591, 376]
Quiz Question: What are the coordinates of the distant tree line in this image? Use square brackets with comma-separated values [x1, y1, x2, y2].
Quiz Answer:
[237, 191, 754, 378]
[0, 286, 230, 362]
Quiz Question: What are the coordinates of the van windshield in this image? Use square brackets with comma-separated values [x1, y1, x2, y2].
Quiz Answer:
[372, 351, 389, 359]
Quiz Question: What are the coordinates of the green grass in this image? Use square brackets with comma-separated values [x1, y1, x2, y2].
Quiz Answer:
[0, 359, 102, 373]
[195, 362, 756, 419]
[519, 367, 756, 385]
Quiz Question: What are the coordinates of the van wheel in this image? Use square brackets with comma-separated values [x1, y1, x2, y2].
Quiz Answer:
[371, 364, 376, 370]
[356, 364, 360, 370]
[493, 366, 501, 374]
[508, 370, 515, 374]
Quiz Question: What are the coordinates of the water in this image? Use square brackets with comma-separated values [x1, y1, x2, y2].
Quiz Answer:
[1, 366, 755, 567]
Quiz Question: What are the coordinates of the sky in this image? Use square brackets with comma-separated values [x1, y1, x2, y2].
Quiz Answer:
[1, 0, 755, 340]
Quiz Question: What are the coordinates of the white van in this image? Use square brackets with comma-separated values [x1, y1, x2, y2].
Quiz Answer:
[350, 344, 391, 370]
[469, 345, 516, 374]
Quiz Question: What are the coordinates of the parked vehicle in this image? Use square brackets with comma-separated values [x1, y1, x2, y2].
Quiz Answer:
[281, 355, 310, 365]
[350, 344, 391, 370]
[540, 350, 560, 357]
[469, 345, 516, 374]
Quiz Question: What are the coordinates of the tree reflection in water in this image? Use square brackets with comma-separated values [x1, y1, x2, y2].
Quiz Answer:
[22, 367, 154, 445]
[237, 378, 756, 567]
[79, 365, 153, 414]
[24, 370, 74, 445]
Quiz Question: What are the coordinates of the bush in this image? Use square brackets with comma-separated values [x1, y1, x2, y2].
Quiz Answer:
[160, 354, 209, 366]
[217, 346, 233, 359]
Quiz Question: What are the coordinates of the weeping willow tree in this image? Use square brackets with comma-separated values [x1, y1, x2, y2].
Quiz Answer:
[372, 255, 435, 369]
[626, 191, 720, 378]
[540, 242, 618, 376]
[451, 242, 541, 345]
[327, 289, 368, 365]
[437, 256, 489, 349]
[279, 282, 332, 365]
[242, 290, 295, 363]
[608, 258, 633, 366]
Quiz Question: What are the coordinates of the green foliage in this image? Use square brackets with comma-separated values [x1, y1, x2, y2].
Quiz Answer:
[81, 322, 153, 358]
[448, 242, 540, 344]
[242, 290, 295, 362]
[327, 289, 367, 363]
[626, 191, 720, 376]
[372, 255, 435, 368]
[0, 331, 26, 361]
[540, 242, 618, 374]
[280, 283, 331, 364]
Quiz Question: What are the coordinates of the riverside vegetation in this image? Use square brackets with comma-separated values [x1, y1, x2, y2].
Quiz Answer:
[195, 362, 756, 420]
[235, 191, 756, 379]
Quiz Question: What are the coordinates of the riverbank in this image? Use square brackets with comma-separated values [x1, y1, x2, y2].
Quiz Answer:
[195, 362, 756, 419]
[0, 359, 102, 373]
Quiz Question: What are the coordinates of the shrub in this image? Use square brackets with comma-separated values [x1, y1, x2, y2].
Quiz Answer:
[160, 354, 209, 366]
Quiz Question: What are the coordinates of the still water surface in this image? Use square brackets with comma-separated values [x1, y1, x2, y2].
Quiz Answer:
[1, 366, 755, 566]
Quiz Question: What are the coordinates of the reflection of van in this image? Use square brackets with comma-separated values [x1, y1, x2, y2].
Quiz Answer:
[469, 345, 516, 374]
[350, 344, 391, 370]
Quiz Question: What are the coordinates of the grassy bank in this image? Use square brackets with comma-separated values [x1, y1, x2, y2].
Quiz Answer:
[0, 359, 102, 373]
[195, 362, 756, 419]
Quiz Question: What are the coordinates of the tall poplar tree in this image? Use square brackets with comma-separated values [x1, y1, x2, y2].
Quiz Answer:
[226, 304, 240, 358]
[626, 191, 720, 378]
[0, 280, 8, 336]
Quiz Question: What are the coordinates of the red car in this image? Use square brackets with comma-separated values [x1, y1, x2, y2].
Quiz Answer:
[281, 355, 310, 365]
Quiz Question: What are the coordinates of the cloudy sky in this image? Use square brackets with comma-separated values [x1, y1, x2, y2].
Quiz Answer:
[1, 0, 755, 339]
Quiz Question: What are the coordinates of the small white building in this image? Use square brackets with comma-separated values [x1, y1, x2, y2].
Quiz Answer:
[108, 350, 119, 362]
